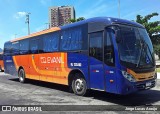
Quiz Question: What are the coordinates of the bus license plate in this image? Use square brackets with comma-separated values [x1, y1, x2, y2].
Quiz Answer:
[146, 82, 152, 87]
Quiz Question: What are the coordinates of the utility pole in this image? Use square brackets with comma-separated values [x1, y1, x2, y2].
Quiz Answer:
[25, 12, 31, 35]
[45, 23, 50, 29]
[118, 0, 120, 18]
[49, 23, 51, 29]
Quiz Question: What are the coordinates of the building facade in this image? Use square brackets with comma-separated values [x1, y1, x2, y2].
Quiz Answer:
[49, 6, 75, 27]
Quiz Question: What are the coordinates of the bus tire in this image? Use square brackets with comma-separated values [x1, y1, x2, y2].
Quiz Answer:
[71, 73, 87, 96]
[18, 69, 26, 83]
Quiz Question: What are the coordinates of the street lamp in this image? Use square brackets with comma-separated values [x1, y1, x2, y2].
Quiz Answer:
[118, 0, 120, 18]
[25, 12, 31, 35]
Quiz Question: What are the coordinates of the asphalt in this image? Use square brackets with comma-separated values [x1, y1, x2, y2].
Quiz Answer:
[0, 72, 160, 113]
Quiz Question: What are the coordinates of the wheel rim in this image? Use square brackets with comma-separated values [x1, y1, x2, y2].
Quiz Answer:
[75, 79, 84, 92]
[19, 70, 24, 82]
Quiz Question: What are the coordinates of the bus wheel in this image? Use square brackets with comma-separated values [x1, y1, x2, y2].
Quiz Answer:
[18, 69, 26, 83]
[72, 73, 87, 96]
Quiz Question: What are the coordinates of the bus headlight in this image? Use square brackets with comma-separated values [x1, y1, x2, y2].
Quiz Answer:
[122, 71, 136, 82]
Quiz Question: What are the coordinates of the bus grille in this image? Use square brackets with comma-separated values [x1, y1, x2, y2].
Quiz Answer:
[138, 76, 154, 81]
[136, 80, 156, 90]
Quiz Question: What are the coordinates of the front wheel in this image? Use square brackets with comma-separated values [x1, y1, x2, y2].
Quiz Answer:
[18, 69, 26, 83]
[72, 73, 87, 96]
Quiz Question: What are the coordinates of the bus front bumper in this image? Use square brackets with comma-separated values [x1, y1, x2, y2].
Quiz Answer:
[135, 79, 156, 90]
[120, 78, 157, 95]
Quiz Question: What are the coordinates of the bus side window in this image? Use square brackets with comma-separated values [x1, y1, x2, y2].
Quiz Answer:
[20, 39, 29, 55]
[12, 42, 19, 55]
[30, 39, 39, 54]
[4, 43, 11, 56]
[0, 55, 2, 60]
[89, 32, 103, 61]
[104, 29, 115, 66]
[43, 32, 59, 53]
[60, 27, 83, 51]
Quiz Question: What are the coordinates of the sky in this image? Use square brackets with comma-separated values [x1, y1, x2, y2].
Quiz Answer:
[0, 0, 160, 49]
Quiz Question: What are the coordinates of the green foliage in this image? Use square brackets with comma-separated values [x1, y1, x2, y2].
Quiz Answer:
[69, 17, 85, 23]
[69, 18, 76, 23]
[76, 17, 85, 21]
[154, 44, 160, 58]
[136, 12, 160, 59]
[157, 68, 160, 72]
[136, 12, 160, 44]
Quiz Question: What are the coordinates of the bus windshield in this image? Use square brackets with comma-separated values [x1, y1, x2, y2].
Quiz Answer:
[117, 25, 155, 69]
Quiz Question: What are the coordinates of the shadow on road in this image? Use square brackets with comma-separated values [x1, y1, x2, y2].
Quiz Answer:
[9, 78, 70, 92]
[9, 78, 160, 106]
[88, 89, 160, 106]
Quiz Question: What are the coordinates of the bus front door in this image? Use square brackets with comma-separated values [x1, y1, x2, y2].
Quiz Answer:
[89, 29, 117, 93]
[104, 28, 117, 93]
[89, 31, 105, 90]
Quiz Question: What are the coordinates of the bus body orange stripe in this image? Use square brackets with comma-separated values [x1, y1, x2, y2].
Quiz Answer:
[13, 52, 71, 85]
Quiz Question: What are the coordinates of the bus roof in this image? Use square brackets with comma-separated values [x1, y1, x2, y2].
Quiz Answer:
[10, 17, 144, 42]
[10, 27, 60, 42]
[60, 17, 144, 29]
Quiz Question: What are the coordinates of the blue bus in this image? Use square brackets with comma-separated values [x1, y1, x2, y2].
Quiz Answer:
[4, 17, 156, 95]
[0, 52, 4, 72]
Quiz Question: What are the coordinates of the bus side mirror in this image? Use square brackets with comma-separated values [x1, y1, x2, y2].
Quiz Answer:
[115, 30, 121, 43]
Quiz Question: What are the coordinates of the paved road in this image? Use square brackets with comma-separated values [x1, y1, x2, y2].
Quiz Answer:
[0, 72, 160, 112]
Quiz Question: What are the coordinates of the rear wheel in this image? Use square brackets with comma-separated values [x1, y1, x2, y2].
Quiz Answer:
[72, 73, 87, 96]
[18, 69, 26, 83]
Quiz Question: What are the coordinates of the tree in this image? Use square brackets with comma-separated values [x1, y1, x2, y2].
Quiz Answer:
[136, 12, 160, 44]
[69, 18, 77, 23]
[76, 17, 85, 22]
[154, 44, 160, 58]
[136, 12, 160, 58]
[69, 17, 85, 23]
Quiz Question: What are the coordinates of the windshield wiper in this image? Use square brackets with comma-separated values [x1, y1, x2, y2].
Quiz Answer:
[136, 39, 154, 68]
[145, 42, 154, 66]
[136, 40, 143, 68]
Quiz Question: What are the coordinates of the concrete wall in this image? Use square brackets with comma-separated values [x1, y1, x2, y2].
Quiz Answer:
[155, 54, 159, 60]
